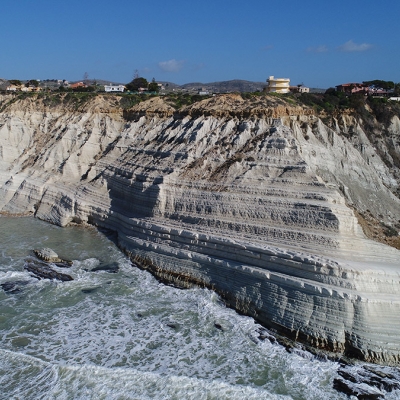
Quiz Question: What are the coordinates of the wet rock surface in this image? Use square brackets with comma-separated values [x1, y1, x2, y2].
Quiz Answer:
[52, 261, 73, 268]
[333, 363, 400, 399]
[81, 287, 101, 294]
[33, 248, 72, 266]
[24, 260, 73, 282]
[214, 323, 223, 331]
[90, 262, 119, 273]
[1, 280, 30, 294]
[256, 327, 277, 344]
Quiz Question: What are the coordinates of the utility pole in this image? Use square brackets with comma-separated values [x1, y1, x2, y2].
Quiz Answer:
[83, 72, 89, 85]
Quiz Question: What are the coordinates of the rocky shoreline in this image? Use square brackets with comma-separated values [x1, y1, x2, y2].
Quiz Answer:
[1, 93, 399, 365]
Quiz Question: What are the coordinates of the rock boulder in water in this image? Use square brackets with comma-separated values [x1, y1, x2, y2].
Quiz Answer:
[1, 281, 30, 294]
[91, 262, 119, 273]
[33, 248, 60, 262]
[81, 287, 100, 294]
[33, 248, 72, 266]
[333, 363, 400, 398]
[24, 260, 73, 282]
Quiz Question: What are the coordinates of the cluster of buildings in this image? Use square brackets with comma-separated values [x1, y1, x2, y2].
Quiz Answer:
[4, 80, 128, 93]
[3, 79, 166, 94]
[332, 82, 398, 100]
[70, 83, 127, 92]
[3, 75, 397, 99]
[67, 82, 164, 93]
[335, 83, 394, 96]
[6, 84, 40, 92]
[266, 76, 397, 99]
[12, 80, 67, 92]
[6, 79, 70, 92]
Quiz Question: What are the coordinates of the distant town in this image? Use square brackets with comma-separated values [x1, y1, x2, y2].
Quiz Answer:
[1, 75, 399, 101]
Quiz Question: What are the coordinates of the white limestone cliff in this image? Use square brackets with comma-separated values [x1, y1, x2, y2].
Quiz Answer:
[0, 93, 399, 364]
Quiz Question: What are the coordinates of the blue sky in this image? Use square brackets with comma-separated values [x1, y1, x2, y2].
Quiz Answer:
[2, 0, 399, 88]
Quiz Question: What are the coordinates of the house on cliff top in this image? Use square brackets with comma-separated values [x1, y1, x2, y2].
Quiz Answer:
[70, 82, 87, 89]
[266, 76, 290, 93]
[335, 83, 368, 94]
[104, 83, 126, 92]
[289, 84, 309, 93]
[6, 84, 41, 92]
[336, 82, 392, 97]
[104, 84, 125, 92]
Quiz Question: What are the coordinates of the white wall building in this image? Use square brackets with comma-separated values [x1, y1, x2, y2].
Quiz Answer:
[104, 84, 125, 93]
[266, 76, 290, 94]
[290, 85, 309, 93]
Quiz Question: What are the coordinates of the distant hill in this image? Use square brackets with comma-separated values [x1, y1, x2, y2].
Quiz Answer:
[179, 79, 267, 93]
[0, 79, 9, 90]
[309, 88, 327, 94]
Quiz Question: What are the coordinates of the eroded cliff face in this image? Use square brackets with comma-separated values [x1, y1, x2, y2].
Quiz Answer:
[1, 93, 399, 364]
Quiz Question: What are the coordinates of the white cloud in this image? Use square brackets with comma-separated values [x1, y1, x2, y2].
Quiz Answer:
[158, 59, 185, 72]
[337, 40, 373, 52]
[307, 45, 328, 53]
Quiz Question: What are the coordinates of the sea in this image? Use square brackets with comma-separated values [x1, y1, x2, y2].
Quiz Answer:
[1, 216, 399, 400]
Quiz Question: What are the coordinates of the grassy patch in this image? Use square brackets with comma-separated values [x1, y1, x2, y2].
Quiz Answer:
[164, 93, 211, 110]
[118, 94, 146, 109]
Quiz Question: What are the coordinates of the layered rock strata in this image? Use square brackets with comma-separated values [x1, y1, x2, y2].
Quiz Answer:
[1, 93, 399, 364]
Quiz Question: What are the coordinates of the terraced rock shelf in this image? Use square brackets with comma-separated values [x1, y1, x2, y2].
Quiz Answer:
[1, 93, 399, 364]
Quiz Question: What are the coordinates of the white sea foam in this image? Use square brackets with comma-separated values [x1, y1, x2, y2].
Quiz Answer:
[0, 349, 287, 400]
[0, 279, 346, 399]
[0, 269, 34, 282]
[1, 217, 398, 399]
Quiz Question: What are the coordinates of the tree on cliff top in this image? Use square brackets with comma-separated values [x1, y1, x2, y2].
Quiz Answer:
[363, 80, 395, 91]
[148, 78, 160, 93]
[126, 77, 148, 92]
[26, 80, 39, 87]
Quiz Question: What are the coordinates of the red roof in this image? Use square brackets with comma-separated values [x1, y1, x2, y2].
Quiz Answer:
[70, 82, 87, 88]
[336, 83, 366, 87]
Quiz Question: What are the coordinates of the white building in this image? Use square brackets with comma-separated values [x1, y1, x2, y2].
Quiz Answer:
[198, 87, 209, 95]
[266, 76, 290, 94]
[290, 85, 309, 93]
[104, 84, 125, 93]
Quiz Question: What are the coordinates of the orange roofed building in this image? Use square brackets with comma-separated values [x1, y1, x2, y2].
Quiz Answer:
[70, 82, 87, 89]
[335, 83, 368, 94]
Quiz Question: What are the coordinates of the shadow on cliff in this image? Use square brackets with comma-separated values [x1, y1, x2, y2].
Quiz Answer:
[87, 171, 162, 236]
[112, 176, 161, 217]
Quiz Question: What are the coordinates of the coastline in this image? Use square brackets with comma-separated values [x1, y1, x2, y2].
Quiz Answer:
[1, 93, 400, 365]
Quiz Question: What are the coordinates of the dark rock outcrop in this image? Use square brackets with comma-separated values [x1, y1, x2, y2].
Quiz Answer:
[1, 280, 30, 294]
[90, 262, 119, 273]
[333, 363, 400, 398]
[24, 260, 73, 281]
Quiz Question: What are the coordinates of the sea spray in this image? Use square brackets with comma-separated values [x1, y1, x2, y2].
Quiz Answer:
[1, 217, 399, 399]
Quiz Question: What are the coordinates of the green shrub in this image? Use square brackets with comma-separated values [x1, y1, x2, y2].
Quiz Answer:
[381, 223, 398, 237]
